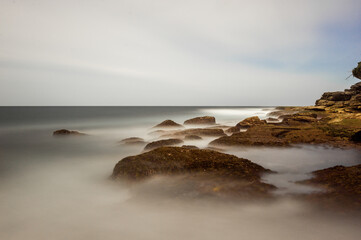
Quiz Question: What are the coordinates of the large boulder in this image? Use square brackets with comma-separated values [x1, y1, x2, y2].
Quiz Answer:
[153, 120, 183, 128]
[184, 116, 216, 125]
[144, 138, 183, 150]
[112, 147, 275, 198]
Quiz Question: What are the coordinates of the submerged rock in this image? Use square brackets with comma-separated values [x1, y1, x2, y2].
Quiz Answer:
[162, 128, 226, 138]
[144, 139, 183, 150]
[184, 135, 203, 140]
[119, 137, 146, 145]
[184, 116, 216, 125]
[112, 147, 275, 198]
[53, 129, 86, 136]
[300, 164, 361, 211]
[153, 120, 183, 128]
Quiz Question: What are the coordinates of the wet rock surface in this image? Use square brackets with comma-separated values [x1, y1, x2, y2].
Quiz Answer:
[144, 139, 184, 150]
[184, 116, 216, 125]
[112, 147, 275, 199]
[299, 164, 361, 211]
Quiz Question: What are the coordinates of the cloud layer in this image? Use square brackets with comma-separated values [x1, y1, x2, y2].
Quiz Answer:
[1, 0, 360, 105]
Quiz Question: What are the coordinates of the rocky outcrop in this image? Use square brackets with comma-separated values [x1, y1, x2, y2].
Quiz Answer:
[153, 120, 183, 128]
[112, 147, 275, 198]
[53, 129, 86, 136]
[300, 164, 361, 211]
[119, 137, 146, 145]
[144, 139, 183, 150]
[184, 116, 216, 125]
[315, 82, 361, 111]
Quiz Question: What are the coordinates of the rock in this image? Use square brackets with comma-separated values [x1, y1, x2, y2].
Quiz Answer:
[280, 112, 318, 125]
[184, 135, 203, 140]
[184, 116, 216, 125]
[315, 81, 361, 111]
[119, 137, 146, 145]
[299, 164, 361, 211]
[153, 120, 183, 128]
[162, 128, 226, 138]
[236, 116, 266, 128]
[225, 126, 240, 134]
[181, 145, 199, 149]
[304, 106, 326, 111]
[350, 130, 361, 142]
[112, 147, 275, 198]
[144, 139, 183, 150]
[53, 129, 86, 136]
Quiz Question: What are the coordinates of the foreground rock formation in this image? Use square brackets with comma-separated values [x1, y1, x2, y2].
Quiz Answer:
[112, 147, 275, 199]
[300, 164, 361, 211]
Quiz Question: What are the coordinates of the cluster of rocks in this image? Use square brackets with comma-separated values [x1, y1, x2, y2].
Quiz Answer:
[315, 82, 361, 111]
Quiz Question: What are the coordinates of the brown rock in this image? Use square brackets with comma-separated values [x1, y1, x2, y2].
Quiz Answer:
[181, 145, 199, 149]
[299, 164, 361, 211]
[236, 116, 266, 128]
[184, 135, 203, 140]
[144, 139, 183, 150]
[184, 116, 216, 125]
[53, 129, 86, 136]
[119, 137, 146, 145]
[112, 147, 275, 199]
[225, 126, 241, 134]
[163, 128, 226, 138]
[153, 120, 183, 128]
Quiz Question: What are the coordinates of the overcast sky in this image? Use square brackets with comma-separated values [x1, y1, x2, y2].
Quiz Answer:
[0, 0, 360, 106]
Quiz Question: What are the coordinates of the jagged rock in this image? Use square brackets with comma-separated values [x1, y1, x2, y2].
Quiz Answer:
[112, 147, 275, 198]
[184, 135, 203, 140]
[119, 137, 146, 145]
[53, 129, 86, 136]
[184, 116, 216, 125]
[144, 139, 183, 150]
[236, 116, 266, 128]
[350, 130, 361, 142]
[153, 120, 183, 128]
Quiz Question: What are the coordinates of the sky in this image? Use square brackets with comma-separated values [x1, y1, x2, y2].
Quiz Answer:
[0, 0, 360, 106]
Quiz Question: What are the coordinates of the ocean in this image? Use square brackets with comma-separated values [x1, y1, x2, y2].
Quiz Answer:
[0, 107, 360, 240]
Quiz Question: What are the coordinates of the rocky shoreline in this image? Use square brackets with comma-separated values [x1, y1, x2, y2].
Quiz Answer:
[54, 81, 361, 211]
